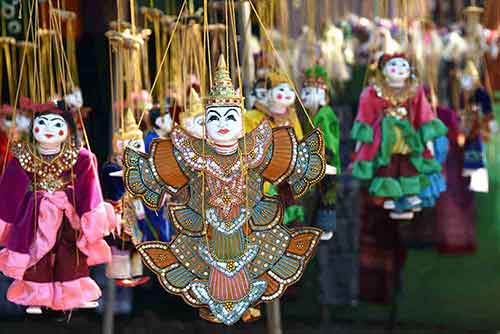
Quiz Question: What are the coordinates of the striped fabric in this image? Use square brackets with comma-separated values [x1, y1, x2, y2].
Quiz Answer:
[208, 269, 250, 301]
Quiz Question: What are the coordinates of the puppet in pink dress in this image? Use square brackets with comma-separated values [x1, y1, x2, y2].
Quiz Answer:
[0, 100, 115, 314]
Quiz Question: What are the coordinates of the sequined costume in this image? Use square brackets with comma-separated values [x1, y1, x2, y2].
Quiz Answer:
[0, 142, 115, 310]
[123, 120, 325, 325]
[351, 82, 447, 205]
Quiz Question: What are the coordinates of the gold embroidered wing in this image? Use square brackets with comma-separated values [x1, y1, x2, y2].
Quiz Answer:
[123, 137, 189, 210]
[261, 127, 326, 199]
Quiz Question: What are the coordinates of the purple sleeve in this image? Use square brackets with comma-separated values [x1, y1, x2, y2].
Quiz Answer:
[0, 158, 31, 223]
[74, 148, 105, 217]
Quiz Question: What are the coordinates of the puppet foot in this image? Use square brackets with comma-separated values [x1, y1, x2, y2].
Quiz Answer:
[390, 211, 414, 220]
[383, 200, 396, 210]
[116, 276, 150, 288]
[407, 196, 422, 207]
[79, 301, 99, 309]
[320, 231, 334, 241]
[26, 306, 43, 315]
[242, 306, 262, 323]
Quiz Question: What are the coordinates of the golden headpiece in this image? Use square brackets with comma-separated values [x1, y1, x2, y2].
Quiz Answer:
[113, 109, 143, 153]
[267, 71, 289, 87]
[180, 88, 204, 127]
[205, 56, 243, 107]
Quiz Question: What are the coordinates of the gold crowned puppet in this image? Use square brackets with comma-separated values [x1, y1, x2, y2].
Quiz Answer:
[122, 56, 333, 325]
[244, 71, 303, 139]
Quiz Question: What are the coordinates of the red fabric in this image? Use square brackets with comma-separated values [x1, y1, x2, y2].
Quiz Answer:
[359, 191, 407, 304]
[0, 130, 10, 172]
[23, 218, 88, 283]
[375, 154, 419, 178]
[354, 85, 435, 163]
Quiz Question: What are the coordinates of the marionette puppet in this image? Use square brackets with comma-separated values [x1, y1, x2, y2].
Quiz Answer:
[300, 64, 339, 240]
[102, 110, 164, 288]
[245, 71, 303, 138]
[459, 60, 497, 192]
[301, 64, 340, 172]
[351, 54, 447, 220]
[244, 71, 306, 225]
[0, 100, 115, 314]
[179, 88, 205, 139]
[123, 57, 335, 325]
[145, 103, 175, 152]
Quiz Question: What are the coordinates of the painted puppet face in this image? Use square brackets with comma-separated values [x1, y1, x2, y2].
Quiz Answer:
[301, 86, 327, 111]
[115, 138, 145, 155]
[183, 114, 205, 139]
[33, 113, 69, 147]
[155, 113, 173, 136]
[383, 57, 411, 85]
[248, 87, 268, 109]
[205, 106, 243, 144]
[268, 83, 296, 110]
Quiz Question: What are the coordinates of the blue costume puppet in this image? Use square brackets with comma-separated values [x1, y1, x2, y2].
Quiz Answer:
[459, 60, 497, 192]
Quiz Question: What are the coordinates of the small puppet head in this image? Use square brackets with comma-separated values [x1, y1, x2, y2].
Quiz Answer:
[267, 71, 296, 111]
[31, 100, 79, 149]
[204, 56, 244, 146]
[149, 106, 173, 137]
[379, 53, 412, 87]
[301, 64, 330, 112]
[180, 88, 205, 139]
[113, 109, 144, 155]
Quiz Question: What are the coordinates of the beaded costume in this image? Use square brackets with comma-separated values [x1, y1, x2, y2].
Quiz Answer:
[123, 59, 326, 325]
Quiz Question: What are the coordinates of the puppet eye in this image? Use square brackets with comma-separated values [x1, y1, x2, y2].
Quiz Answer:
[38, 119, 46, 125]
[226, 115, 236, 121]
[54, 122, 63, 128]
[208, 115, 219, 122]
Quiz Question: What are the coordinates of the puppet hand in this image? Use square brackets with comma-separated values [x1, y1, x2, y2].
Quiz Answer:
[355, 141, 362, 152]
[426, 141, 435, 156]
[133, 200, 146, 220]
[109, 170, 124, 178]
[489, 120, 499, 133]
[325, 164, 337, 175]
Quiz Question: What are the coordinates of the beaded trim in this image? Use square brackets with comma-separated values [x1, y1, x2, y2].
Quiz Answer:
[198, 243, 259, 278]
[171, 121, 272, 182]
[13, 141, 79, 193]
[373, 81, 418, 107]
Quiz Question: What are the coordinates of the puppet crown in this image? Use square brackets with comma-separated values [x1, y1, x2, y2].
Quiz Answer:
[303, 64, 330, 91]
[205, 56, 242, 107]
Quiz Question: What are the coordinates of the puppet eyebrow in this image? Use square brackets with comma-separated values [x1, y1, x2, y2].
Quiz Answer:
[224, 108, 238, 116]
[207, 110, 222, 117]
[38, 116, 63, 122]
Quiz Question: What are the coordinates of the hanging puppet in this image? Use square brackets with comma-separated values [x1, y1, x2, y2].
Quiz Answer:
[351, 54, 447, 220]
[0, 100, 115, 314]
[301, 64, 340, 171]
[245, 71, 303, 138]
[244, 70, 305, 226]
[145, 105, 174, 152]
[300, 64, 339, 241]
[459, 60, 497, 192]
[101, 110, 150, 288]
[123, 57, 334, 325]
[179, 88, 205, 139]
